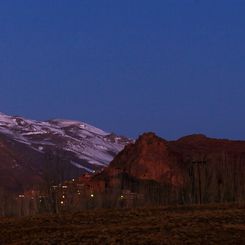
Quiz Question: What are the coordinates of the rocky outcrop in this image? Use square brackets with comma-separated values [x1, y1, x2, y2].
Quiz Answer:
[91, 133, 245, 204]
[103, 132, 183, 186]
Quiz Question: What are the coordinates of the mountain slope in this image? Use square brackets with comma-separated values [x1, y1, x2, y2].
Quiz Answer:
[0, 112, 131, 191]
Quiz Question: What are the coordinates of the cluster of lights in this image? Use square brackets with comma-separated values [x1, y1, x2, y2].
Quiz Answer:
[61, 193, 66, 205]
[18, 194, 25, 198]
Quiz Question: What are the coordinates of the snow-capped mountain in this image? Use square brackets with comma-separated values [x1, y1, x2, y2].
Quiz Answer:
[0, 112, 131, 192]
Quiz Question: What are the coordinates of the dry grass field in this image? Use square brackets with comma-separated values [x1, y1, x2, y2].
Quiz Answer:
[0, 204, 244, 245]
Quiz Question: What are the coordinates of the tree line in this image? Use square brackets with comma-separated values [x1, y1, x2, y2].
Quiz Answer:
[0, 151, 245, 217]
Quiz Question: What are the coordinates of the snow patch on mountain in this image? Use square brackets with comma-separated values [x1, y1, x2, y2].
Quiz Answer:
[0, 112, 131, 172]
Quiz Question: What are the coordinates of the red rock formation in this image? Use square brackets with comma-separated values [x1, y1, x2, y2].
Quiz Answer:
[90, 133, 245, 204]
[102, 132, 183, 186]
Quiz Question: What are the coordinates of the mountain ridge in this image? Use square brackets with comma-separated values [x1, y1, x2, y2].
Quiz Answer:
[0, 112, 131, 192]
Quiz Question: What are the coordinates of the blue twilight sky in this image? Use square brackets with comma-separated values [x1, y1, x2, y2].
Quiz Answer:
[0, 0, 245, 140]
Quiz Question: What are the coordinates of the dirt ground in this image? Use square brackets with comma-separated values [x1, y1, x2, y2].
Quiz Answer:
[0, 204, 244, 244]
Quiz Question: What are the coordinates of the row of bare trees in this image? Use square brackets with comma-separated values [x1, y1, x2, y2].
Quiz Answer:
[180, 153, 245, 204]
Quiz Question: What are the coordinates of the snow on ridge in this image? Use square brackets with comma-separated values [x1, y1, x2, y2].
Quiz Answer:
[50, 119, 82, 127]
[70, 161, 95, 172]
[0, 112, 109, 137]
[49, 119, 109, 136]
[0, 113, 15, 125]
[0, 112, 131, 170]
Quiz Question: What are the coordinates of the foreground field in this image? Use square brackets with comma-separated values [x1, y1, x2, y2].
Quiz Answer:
[0, 204, 244, 244]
